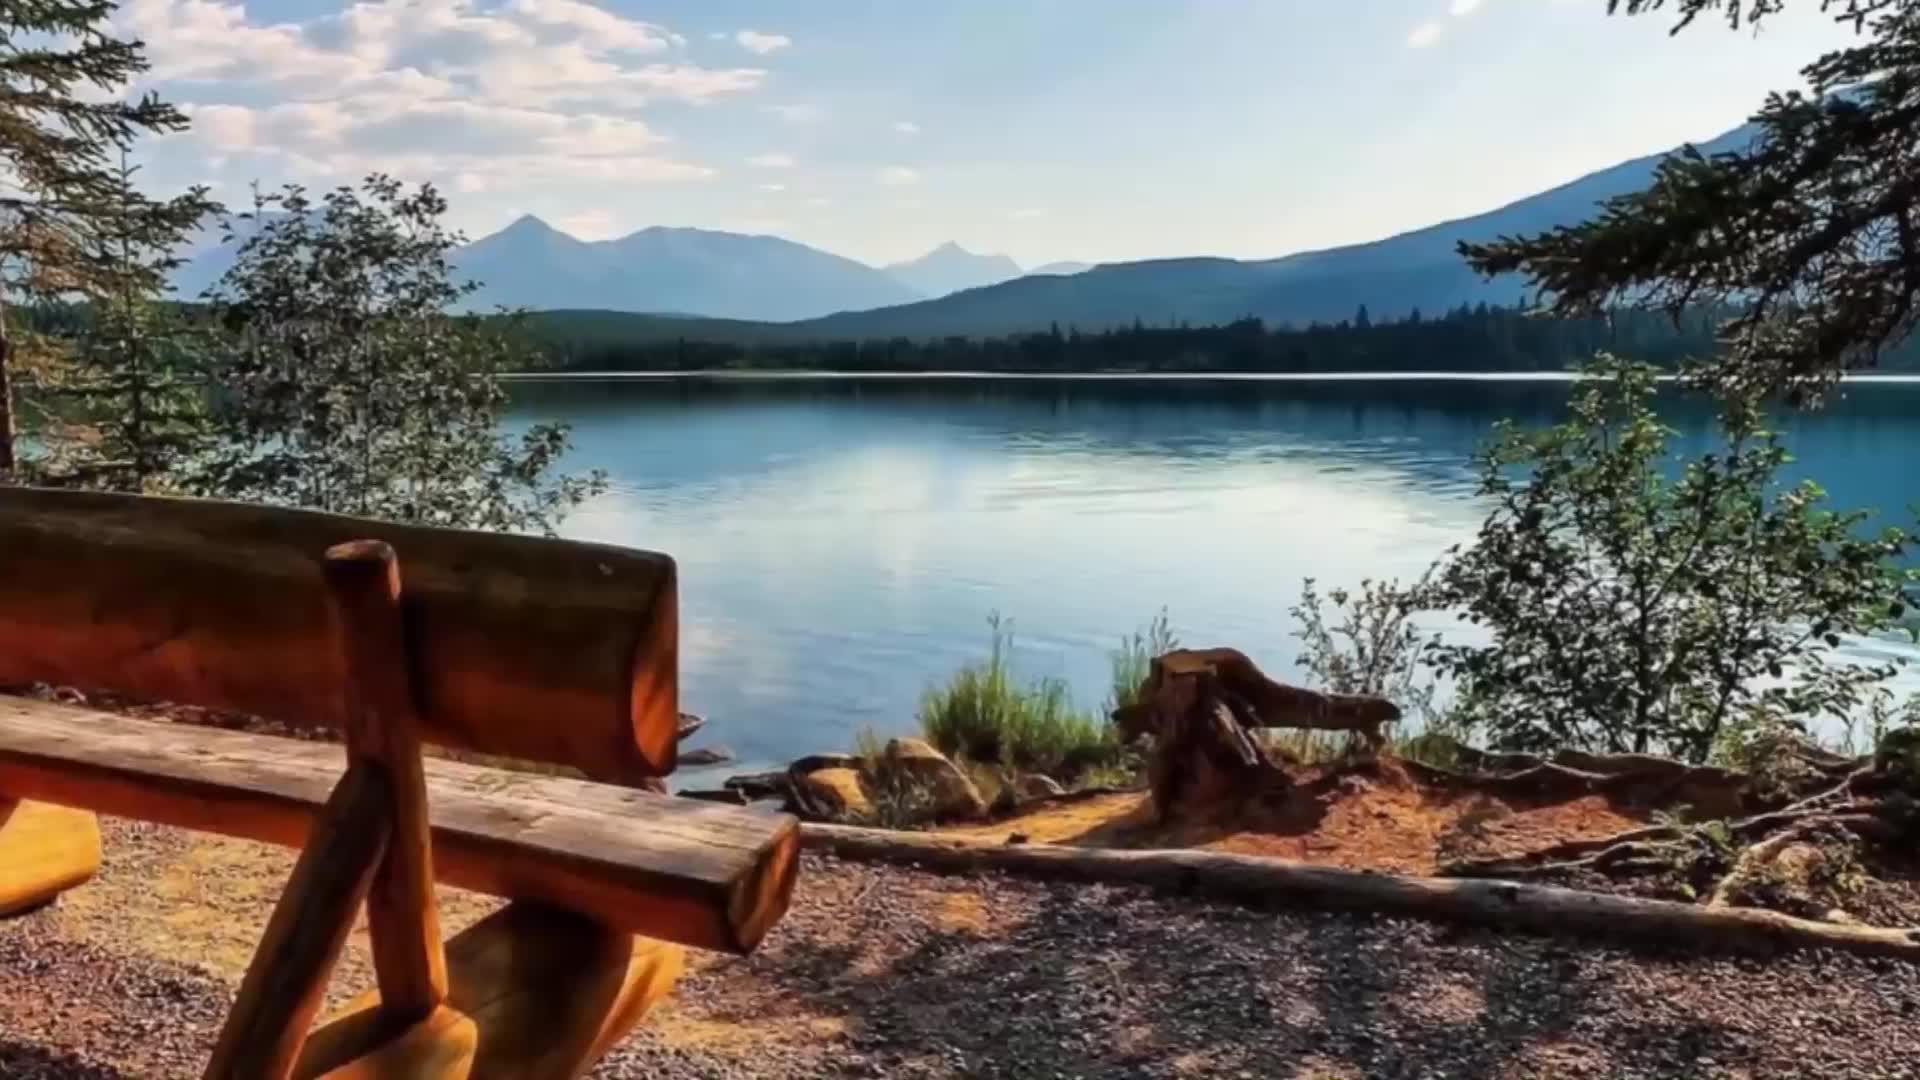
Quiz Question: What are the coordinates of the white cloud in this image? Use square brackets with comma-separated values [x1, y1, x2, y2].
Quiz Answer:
[1449, 0, 1484, 15]
[892, 120, 920, 136]
[1407, 21, 1444, 47]
[747, 152, 795, 168]
[1010, 208, 1046, 220]
[758, 182, 786, 192]
[507, 0, 677, 52]
[735, 30, 792, 55]
[117, 0, 755, 195]
[765, 103, 824, 124]
[876, 166, 920, 186]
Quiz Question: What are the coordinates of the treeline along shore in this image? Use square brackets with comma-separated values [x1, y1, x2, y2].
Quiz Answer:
[513, 302, 1920, 376]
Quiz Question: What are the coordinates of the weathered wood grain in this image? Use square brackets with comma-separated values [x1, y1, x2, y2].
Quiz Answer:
[299, 1007, 477, 1080]
[324, 540, 447, 1023]
[0, 695, 799, 954]
[300, 902, 683, 1080]
[0, 799, 100, 916]
[0, 487, 678, 781]
[203, 764, 392, 1080]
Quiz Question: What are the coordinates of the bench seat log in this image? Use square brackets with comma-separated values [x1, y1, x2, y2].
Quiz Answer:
[0, 799, 100, 916]
[0, 487, 679, 782]
[296, 902, 684, 1080]
[0, 695, 799, 955]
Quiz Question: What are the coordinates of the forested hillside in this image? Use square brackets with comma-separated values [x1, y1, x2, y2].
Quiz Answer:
[518, 303, 1890, 375]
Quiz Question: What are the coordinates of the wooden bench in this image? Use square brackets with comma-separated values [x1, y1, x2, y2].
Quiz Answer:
[0, 488, 800, 1079]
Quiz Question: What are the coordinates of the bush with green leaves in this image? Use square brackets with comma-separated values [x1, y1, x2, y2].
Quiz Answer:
[198, 176, 601, 533]
[917, 613, 1124, 780]
[1413, 356, 1914, 763]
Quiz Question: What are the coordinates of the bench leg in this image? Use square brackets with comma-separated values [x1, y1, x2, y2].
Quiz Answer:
[296, 901, 684, 1080]
[0, 799, 100, 917]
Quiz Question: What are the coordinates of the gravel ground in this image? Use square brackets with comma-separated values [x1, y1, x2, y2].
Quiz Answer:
[4, 826, 1919, 1080]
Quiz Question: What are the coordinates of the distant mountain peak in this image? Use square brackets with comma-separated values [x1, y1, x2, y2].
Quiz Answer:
[501, 213, 560, 235]
[884, 242, 1023, 299]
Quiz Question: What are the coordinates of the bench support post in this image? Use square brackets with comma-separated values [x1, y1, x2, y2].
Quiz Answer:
[298, 901, 683, 1080]
[323, 540, 449, 1025]
[204, 764, 395, 1080]
[0, 798, 100, 917]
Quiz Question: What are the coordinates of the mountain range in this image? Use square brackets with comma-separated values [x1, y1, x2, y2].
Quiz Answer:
[171, 120, 1757, 337]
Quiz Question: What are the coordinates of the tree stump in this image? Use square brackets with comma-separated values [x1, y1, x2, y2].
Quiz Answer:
[1114, 648, 1402, 823]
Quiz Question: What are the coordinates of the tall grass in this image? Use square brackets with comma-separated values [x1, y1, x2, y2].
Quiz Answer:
[1106, 608, 1177, 715]
[917, 614, 1124, 780]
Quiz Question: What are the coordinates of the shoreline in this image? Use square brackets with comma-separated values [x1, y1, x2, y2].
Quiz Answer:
[501, 368, 1920, 383]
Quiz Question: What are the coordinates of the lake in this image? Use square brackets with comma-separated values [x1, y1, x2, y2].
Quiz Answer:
[505, 374, 1920, 780]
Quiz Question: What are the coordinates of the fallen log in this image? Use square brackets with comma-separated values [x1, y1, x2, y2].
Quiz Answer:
[800, 823, 1920, 962]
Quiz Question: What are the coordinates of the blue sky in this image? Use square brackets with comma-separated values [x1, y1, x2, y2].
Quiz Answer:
[124, 0, 1857, 268]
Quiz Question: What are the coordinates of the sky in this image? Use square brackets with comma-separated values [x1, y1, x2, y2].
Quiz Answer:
[121, 0, 1862, 269]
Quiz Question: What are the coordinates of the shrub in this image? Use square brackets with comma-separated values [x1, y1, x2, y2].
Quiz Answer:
[917, 613, 1124, 780]
[1412, 357, 1914, 763]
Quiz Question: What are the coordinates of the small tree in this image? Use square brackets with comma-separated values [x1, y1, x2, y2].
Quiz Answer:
[0, 0, 209, 479]
[200, 177, 602, 532]
[1291, 574, 1437, 713]
[32, 156, 216, 491]
[1416, 356, 1913, 762]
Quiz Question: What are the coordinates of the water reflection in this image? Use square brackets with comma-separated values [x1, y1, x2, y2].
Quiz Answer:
[507, 375, 1920, 775]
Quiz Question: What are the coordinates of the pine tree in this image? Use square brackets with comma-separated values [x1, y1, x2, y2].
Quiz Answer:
[0, 1, 209, 479]
[1463, 0, 1920, 402]
[35, 155, 215, 490]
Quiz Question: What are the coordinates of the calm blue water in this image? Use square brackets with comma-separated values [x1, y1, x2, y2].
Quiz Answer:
[505, 375, 1920, 778]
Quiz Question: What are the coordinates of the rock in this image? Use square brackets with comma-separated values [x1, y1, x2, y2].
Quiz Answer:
[677, 788, 749, 805]
[676, 712, 707, 742]
[797, 768, 872, 820]
[883, 738, 989, 821]
[790, 752, 863, 776]
[1014, 774, 1065, 800]
[679, 745, 735, 767]
[723, 770, 792, 801]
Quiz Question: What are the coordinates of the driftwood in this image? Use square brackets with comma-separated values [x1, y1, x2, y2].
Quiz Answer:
[801, 823, 1920, 962]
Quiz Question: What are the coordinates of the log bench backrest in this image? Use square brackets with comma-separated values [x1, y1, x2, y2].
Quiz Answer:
[0, 487, 678, 782]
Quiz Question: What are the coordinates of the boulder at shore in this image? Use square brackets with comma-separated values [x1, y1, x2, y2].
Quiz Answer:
[799, 768, 872, 819]
[885, 737, 989, 821]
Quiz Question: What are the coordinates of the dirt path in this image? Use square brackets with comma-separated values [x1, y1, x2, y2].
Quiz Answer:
[3, 819, 1919, 1078]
